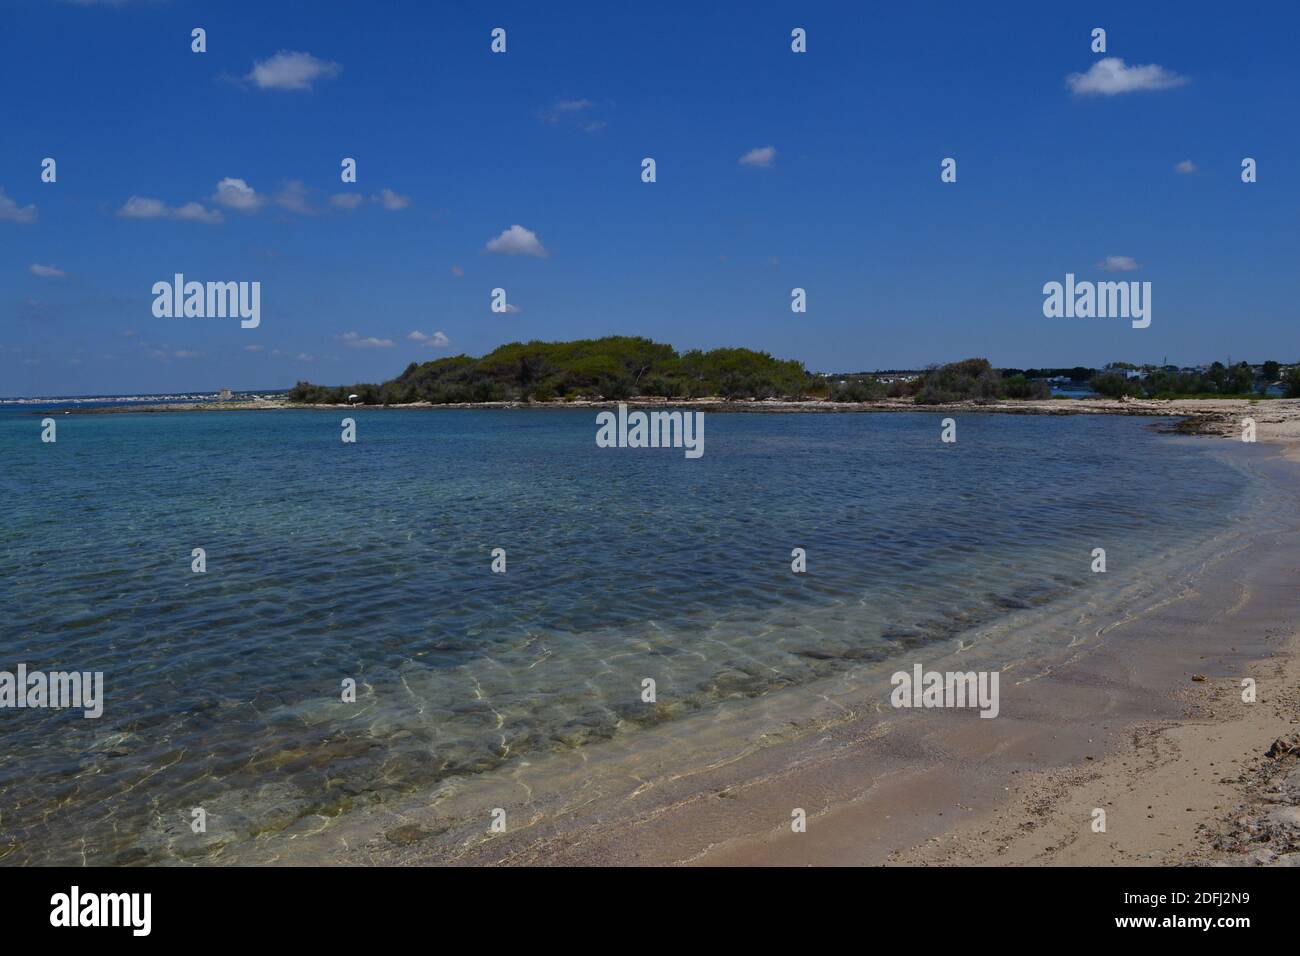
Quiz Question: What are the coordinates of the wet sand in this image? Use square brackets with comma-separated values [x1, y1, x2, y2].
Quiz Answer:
[694, 443, 1300, 867]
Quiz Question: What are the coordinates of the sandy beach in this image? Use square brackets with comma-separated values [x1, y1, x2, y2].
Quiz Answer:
[694, 406, 1300, 867]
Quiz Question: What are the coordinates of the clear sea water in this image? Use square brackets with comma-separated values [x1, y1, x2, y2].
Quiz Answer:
[0, 407, 1262, 864]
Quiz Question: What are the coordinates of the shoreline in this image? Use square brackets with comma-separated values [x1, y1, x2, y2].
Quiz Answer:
[28, 396, 1299, 867]
[205, 431, 1300, 868]
[696, 442, 1300, 867]
[45, 395, 1300, 446]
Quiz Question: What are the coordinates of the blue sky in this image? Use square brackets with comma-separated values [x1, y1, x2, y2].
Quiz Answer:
[2, 0, 1297, 396]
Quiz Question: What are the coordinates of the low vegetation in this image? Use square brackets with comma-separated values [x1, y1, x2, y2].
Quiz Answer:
[288, 339, 1295, 407]
[289, 336, 809, 405]
[1090, 361, 1274, 400]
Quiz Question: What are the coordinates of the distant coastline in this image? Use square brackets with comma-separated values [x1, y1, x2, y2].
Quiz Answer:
[41, 393, 1300, 443]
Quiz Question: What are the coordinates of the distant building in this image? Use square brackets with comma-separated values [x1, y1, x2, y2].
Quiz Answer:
[219, 388, 233, 401]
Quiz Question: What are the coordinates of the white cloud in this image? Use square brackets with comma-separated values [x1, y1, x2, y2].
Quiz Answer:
[409, 330, 451, 348]
[1174, 159, 1197, 175]
[295, 353, 315, 362]
[29, 264, 66, 278]
[118, 195, 222, 223]
[1066, 58, 1187, 95]
[450, 264, 464, 277]
[275, 180, 315, 214]
[484, 224, 549, 258]
[539, 98, 597, 125]
[246, 51, 341, 92]
[373, 188, 411, 211]
[1098, 255, 1141, 272]
[119, 196, 168, 218]
[739, 146, 776, 168]
[0, 189, 38, 224]
[330, 193, 363, 210]
[213, 177, 264, 212]
[173, 201, 223, 223]
[173, 350, 201, 359]
[337, 332, 394, 349]
[244, 344, 265, 353]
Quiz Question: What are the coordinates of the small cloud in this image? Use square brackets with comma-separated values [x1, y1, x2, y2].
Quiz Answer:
[373, 188, 411, 211]
[539, 98, 595, 124]
[450, 265, 464, 277]
[119, 196, 168, 219]
[1066, 57, 1187, 96]
[337, 331, 394, 349]
[246, 51, 341, 92]
[1174, 159, 1198, 175]
[579, 120, 607, 133]
[408, 330, 451, 348]
[330, 193, 363, 210]
[0, 189, 38, 224]
[502, 303, 522, 314]
[173, 350, 201, 359]
[275, 180, 315, 214]
[28, 264, 66, 278]
[173, 201, 223, 223]
[244, 344, 265, 353]
[295, 352, 315, 362]
[1098, 255, 1141, 272]
[485, 224, 549, 258]
[119, 195, 222, 223]
[213, 177, 264, 212]
[739, 145, 776, 168]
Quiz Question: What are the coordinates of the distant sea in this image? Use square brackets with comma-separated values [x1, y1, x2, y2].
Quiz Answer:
[0, 406, 1273, 864]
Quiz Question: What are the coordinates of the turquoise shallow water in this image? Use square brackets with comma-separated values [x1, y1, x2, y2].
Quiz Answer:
[0, 408, 1258, 863]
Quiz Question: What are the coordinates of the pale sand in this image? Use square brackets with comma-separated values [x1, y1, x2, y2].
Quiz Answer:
[889, 638, 1300, 866]
[688, 430, 1300, 868]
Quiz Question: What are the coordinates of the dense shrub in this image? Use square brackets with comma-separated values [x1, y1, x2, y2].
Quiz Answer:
[291, 336, 816, 404]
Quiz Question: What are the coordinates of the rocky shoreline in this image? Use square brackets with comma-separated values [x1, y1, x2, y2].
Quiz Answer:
[49, 394, 1299, 430]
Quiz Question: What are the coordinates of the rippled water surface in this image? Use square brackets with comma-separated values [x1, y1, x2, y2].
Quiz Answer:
[0, 408, 1258, 863]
